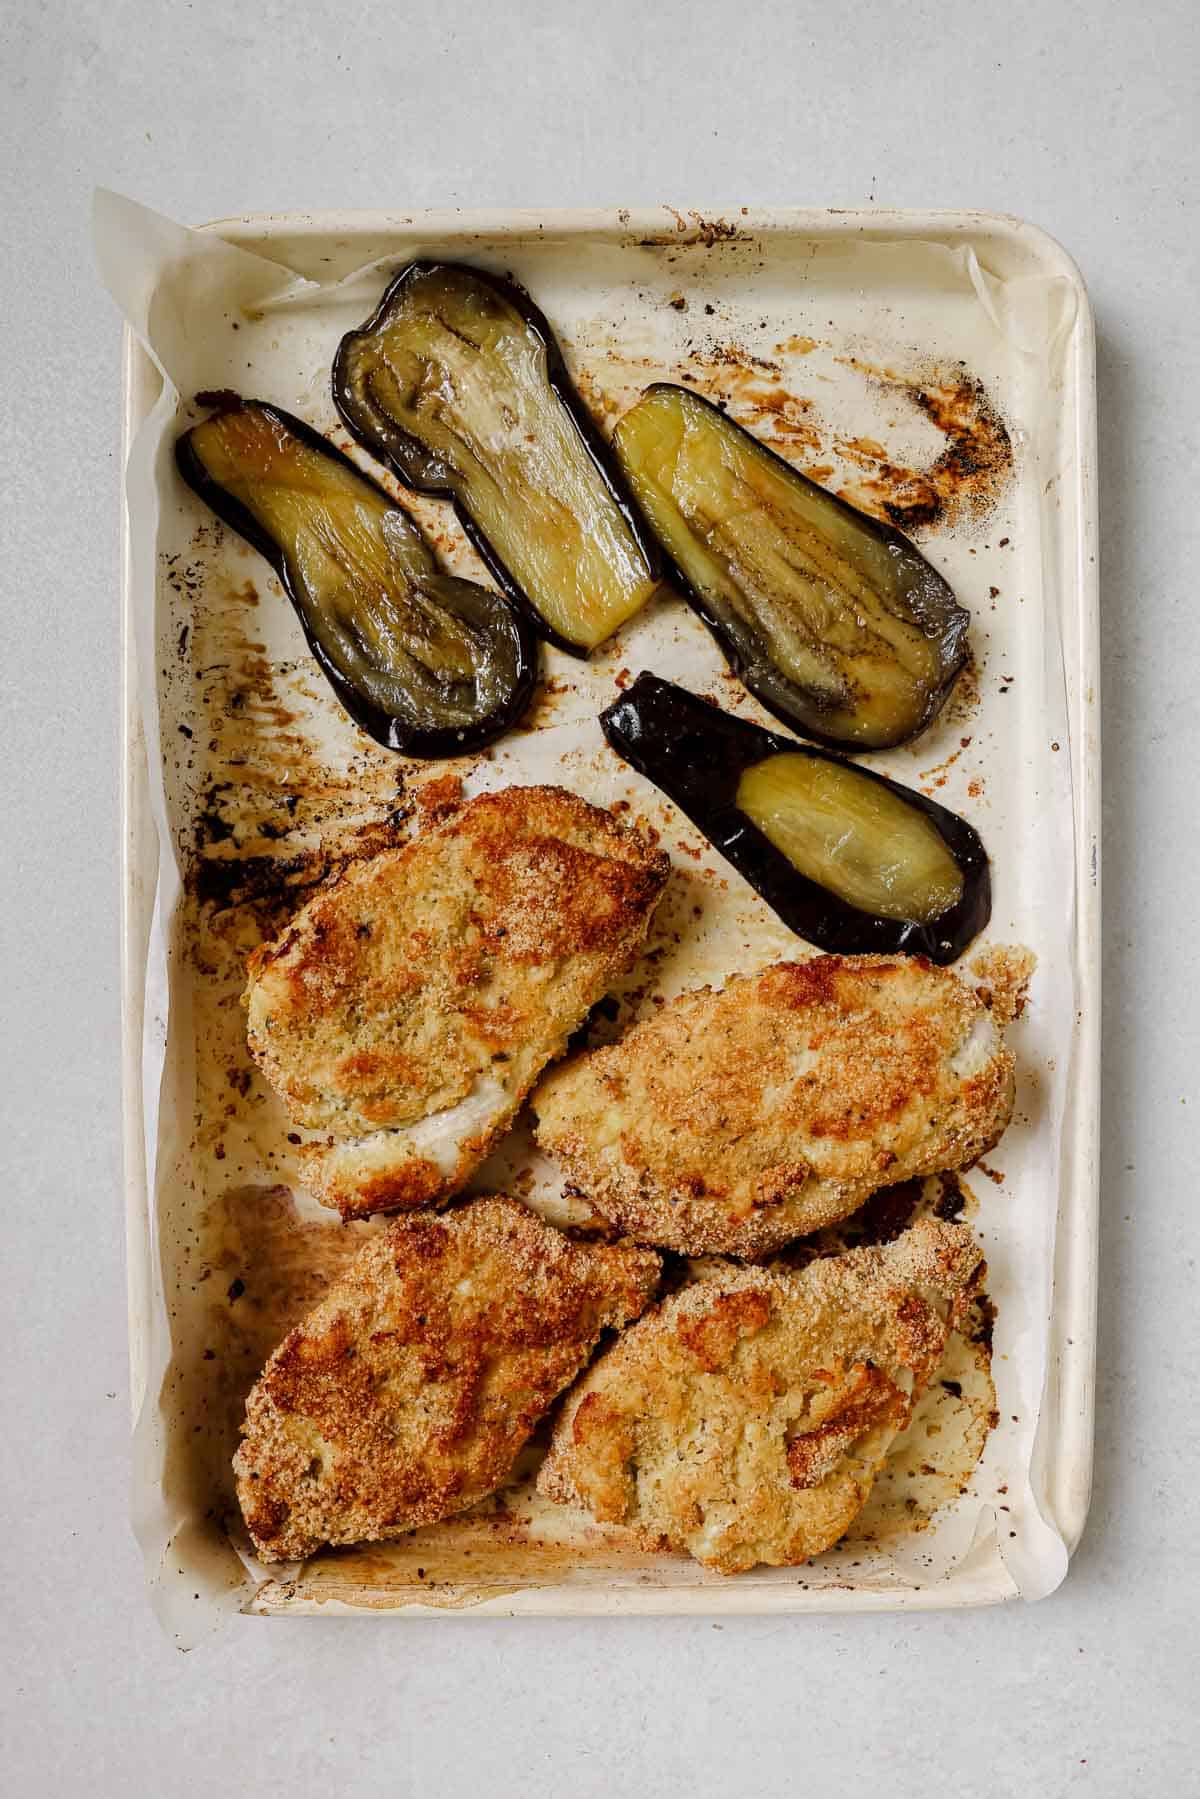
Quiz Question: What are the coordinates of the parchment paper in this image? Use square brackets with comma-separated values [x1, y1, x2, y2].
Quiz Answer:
[97, 192, 1081, 1642]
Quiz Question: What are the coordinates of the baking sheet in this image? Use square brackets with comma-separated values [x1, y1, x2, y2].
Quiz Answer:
[101, 194, 1099, 1640]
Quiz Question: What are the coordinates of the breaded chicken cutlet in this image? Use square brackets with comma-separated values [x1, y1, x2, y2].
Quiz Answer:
[533, 953, 1015, 1256]
[235, 1196, 661, 1562]
[245, 785, 668, 1219]
[538, 1217, 983, 1574]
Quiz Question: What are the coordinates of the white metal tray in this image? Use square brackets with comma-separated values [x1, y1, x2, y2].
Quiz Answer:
[115, 204, 1099, 1629]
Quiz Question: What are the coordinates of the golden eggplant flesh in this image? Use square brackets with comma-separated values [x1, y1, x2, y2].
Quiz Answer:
[612, 385, 970, 750]
[736, 755, 964, 924]
[600, 674, 989, 963]
[333, 263, 660, 654]
[175, 398, 536, 755]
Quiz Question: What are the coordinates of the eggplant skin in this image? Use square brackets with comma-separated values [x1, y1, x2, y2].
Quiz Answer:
[332, 262, 661, 657]
[175, 397, 538, 758]
[612, 384, 971, 751]
[600, 674, 990, 964]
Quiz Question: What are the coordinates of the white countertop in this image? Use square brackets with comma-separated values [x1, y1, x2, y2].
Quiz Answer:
[3, 1, 1197, 1792]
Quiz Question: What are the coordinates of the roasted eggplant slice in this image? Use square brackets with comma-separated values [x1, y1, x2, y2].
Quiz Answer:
[612, 385, 970, 750]
[176, 397, 536, 756]
[600, 673, 989, 962]
[333, 263, 660, 654]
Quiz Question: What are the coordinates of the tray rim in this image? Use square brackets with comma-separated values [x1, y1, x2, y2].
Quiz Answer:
[119, 203, 1100, 1618]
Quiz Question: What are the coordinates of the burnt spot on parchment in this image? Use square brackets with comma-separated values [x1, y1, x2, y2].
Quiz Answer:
[833, 358, 1013, 533]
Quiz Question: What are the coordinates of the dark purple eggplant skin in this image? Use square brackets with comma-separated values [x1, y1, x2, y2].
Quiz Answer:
[175, 395, 538, 758]
[600, 673, 990, 964]
[331, 262, 661, 658]
[617, 383, 970, 752]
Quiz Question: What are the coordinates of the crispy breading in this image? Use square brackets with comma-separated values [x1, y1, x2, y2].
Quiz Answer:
[234, 1196, 661, 1562]
[537, 1217, 983, 1574]
[970, 942, 1037, 1027]
[532, 954, 1015, 1256]
[244, 785, 668, 1218]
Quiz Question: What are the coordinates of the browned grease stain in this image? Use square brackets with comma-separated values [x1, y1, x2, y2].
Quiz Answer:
[267, 1503, 669, 1602]
[941, 643, 982, 730]
[635, 209, 751, 248]
[919, 734, 974, 793]
[187, 826, 406, 915]
[508, 673, 577, 736]
[833, 357, 1013, 532]
[169, 544, 474, 904]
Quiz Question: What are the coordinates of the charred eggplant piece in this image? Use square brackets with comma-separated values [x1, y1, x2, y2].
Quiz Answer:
[176, 397, 536, 756]
[333, 263, 660, 655]
[600, 674, 989, 962]
[612, 385, 970, 750]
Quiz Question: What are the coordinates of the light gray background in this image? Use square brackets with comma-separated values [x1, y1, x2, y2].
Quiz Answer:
[2, 2, 1197, 1793]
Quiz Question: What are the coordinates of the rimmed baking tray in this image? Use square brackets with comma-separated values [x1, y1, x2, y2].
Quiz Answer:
[115, 204, 1099, 1627]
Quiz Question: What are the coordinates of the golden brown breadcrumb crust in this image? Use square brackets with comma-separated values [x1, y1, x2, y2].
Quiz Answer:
[532, 954, 1015, 1256]
[537, 1217, 983, 1573]
[970, 943, 1038, 1027]
[244, 785, 668, 1218]
[234, 1196, 661, 1562]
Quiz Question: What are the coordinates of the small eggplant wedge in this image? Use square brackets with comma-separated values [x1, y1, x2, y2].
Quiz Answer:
[612, 384, 970, 751]
[600, 673, 989, 963]
[176, 397, 537, 756]
[333, 263, 661, 655]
